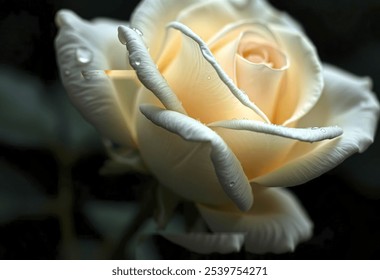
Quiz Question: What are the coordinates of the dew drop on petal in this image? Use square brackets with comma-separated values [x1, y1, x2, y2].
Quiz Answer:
[132, 58, 141, 67]
[118, 32, 127, 45]
[76, 47, 93, 65]
[311, 127, 319, 130]
[207, 76, 211, 80]
[229, 182, 235, 188]
[320, 128, 327, 133]
[132, 27, 143, 36]
[64, 70, 71, 76]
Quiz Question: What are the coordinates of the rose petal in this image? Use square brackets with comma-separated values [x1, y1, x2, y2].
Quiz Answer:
[130, 0, 210, 59]
[209, 120, 342, 142]
[160, 24, 262, 123]
[253, 64, 380, 187]
[55, 10, 136, 147]
[271, 25, 324, 125]
[138, 104, 253, 211]
[169, 22, 269, 122]
[236, 36, 287, 120]
[163, 233, 245, 254]
[197, 188, 313, 254]
[173, 0, 302, 43]
[209, 120, 341, 180]
[118, 25, 186, 115]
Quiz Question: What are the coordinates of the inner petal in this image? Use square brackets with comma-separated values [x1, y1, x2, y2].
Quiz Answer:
[237, 32, 288, 70]
[212, 26, 288, 122]
[161, 28, 262, 124]
[236, 32, 288, 122]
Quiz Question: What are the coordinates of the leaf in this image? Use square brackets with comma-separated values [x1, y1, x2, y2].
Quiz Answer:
[0, 161, 47, 223]
[0, 67, 102, 155]
[0, 67, 56, 147]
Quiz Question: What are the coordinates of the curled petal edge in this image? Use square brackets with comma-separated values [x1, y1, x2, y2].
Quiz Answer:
[162, 233, 245, 254]
[139, 104, 253, 211]
[197, 188, 313, 254]
[168, 21, 270, 124]
[118, 25, 187, 114]
[208, 119, 343, 142]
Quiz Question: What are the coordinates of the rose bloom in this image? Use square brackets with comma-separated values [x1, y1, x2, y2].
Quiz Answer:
[55, 0, 379, 254]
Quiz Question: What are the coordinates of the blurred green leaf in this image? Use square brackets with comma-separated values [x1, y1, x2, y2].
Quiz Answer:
[0, 68, 56, 147]
[49, 84, 102, 154]
[0, 161, 47, 223]
[0, 67, 102, 156]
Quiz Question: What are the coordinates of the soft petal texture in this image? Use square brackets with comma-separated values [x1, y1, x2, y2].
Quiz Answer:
[139, 104, 253, 211]
[55, 10, 137, 147]
[162, 24, 264, 122]
[164, 233, 245, 254]
[130, 0, 210, 59]
[235, 45, 287, 120]
[118, 26, 186, 114]
[173, 0, 302, 44]
[209, 119, 342, 142]
[132, 0, 302, 71]
[272, 26, 324, 125]
[164, 22, 269, 123]
[253, 64, 380, 187]
[209, 119, 342, 180]
[197, 188, 313, 254]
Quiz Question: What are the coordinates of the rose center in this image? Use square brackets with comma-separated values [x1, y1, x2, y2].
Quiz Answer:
[237, 32, 287, 70]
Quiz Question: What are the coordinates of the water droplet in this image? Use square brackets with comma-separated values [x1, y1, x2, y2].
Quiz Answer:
[200, 46, 212, 59]
[64, 70, 71, 76]
[320, 128, 327, 133]
[76, 47, 93, 65]
[207, 76, 211, 80]
[118, 32, 127, 45]
[229, 182, 235, 188]
[311, 127, 319, 130]
[132, 27, 143, 36]
[132, 58, 141, 67]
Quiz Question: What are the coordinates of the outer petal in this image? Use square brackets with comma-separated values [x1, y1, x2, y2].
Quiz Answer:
[55, 10, 136, 147]
[161, 23, 266, 123]
[271, 25, 324, 125]
[198, 188, 313, 254]
[138, 104, 253, 211]
[254, 65, 379, 187]
[130, 0, 211, 59]
[164, 233, 245, 254]
[173, 0, 302, 43]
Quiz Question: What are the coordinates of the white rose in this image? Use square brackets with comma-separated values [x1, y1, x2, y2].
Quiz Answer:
[55, 0, 379, 254]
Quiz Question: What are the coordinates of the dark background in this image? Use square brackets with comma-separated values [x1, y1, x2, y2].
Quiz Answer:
[0, 0, 379, 259]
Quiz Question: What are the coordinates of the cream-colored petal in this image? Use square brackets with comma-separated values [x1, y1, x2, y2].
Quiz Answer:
[164, 233, 245, 254]
[253, 64, 379, 187]
[271, 25, 323, 125]
[130, 0, 210, 59]
[118, 25, 186, 114]
[139, 104, 253, 211]
[197, 188, 313, 254]
[209, 119, 342, 142]
[236, 56, 284, 121]
[173, 0, 302, 43]
[160, 213, 245, 254]
[165, 22, 269, 123]
[55, 10, 136, 147]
